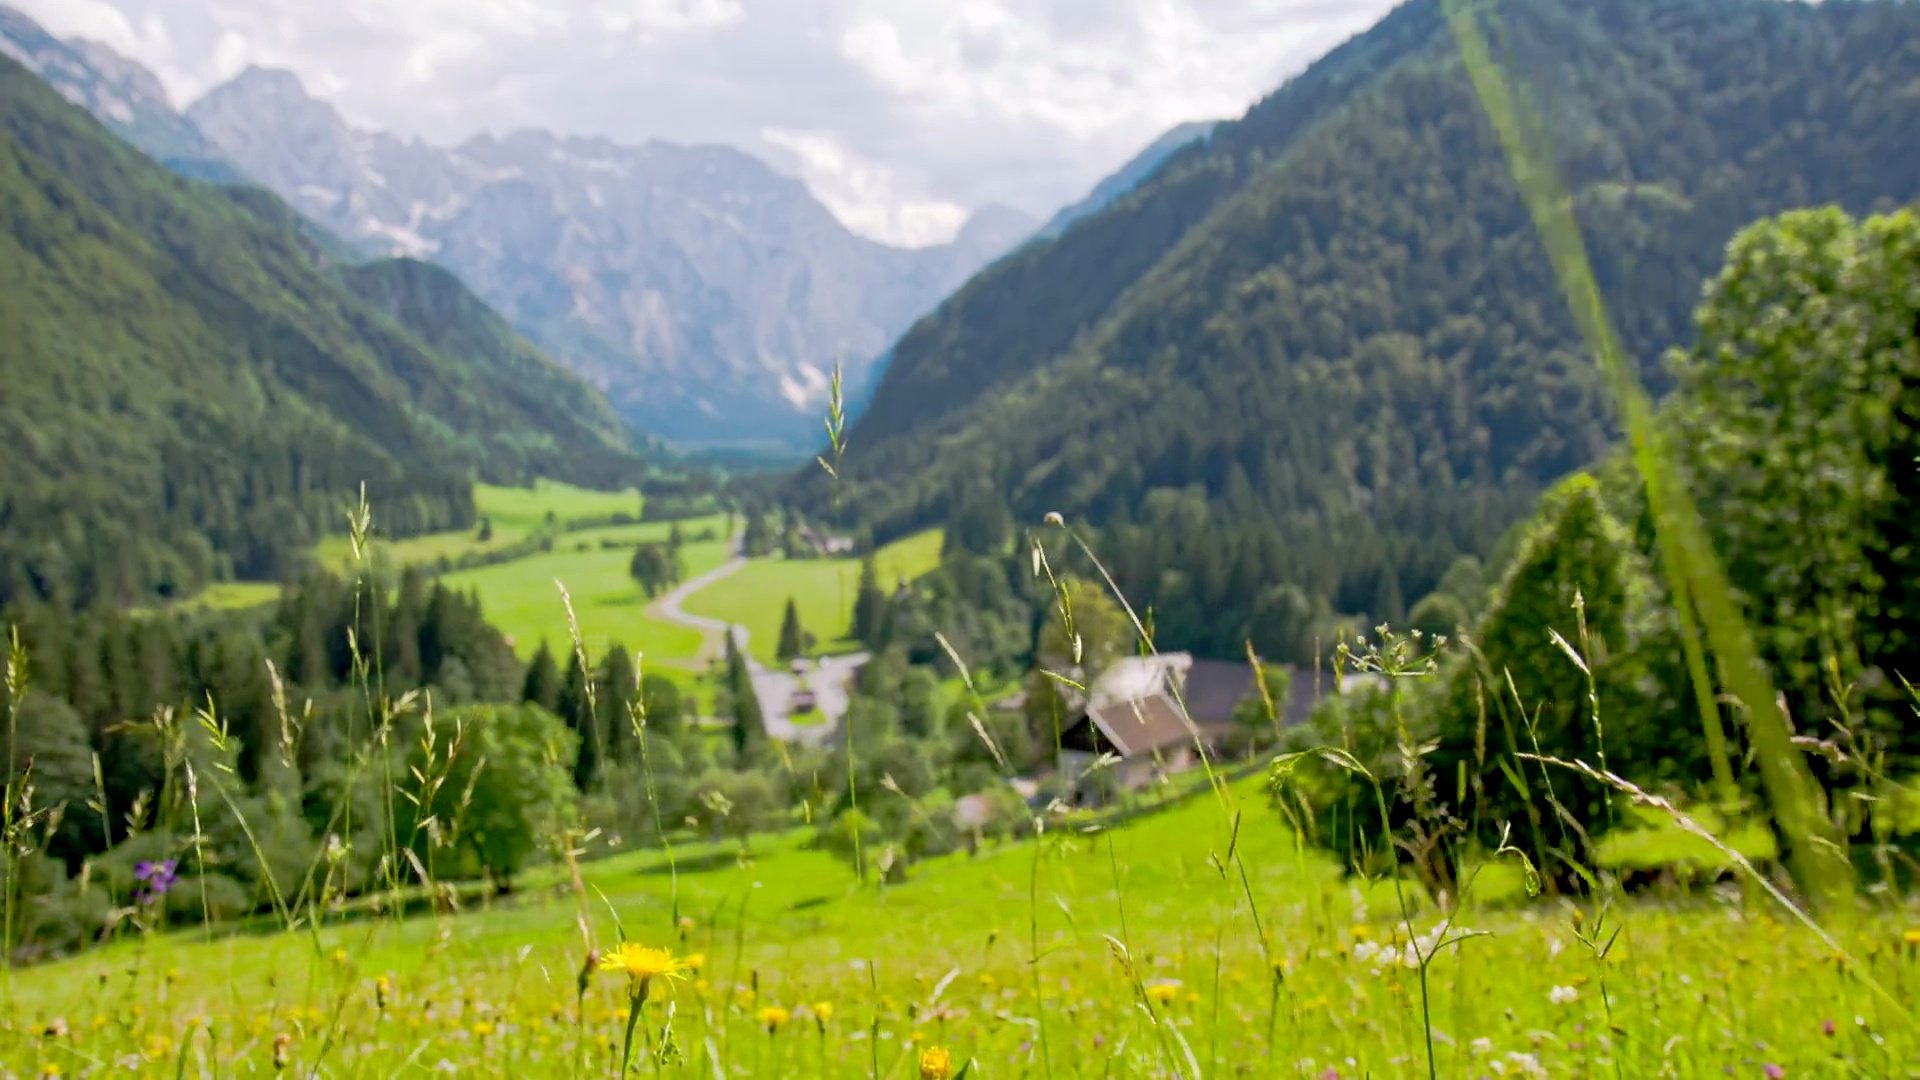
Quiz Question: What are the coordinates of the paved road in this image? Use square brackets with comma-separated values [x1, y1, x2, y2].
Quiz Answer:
[649, 545, 863, 746]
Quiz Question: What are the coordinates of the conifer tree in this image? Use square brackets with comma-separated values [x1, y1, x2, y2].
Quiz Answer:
[556, 649, 599, 790]
[597, 643, 638, 764]
[723, 630, 763, 757]
[776, 598, 806, 662]
[851, 553, 884, 647]
[521, 640, 562, 713]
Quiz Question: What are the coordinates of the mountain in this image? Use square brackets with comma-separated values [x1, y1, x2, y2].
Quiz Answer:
[0, 54, 640, 609]
[1036, 120, 1218, 241]
[185, 68, 1037, 447]
[0, 4, 234, 180]
[803, 0, 1920, 661]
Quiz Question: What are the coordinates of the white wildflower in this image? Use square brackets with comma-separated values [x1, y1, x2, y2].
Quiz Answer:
[1548, 984, 1579, 1005]
[1493, 1051, 1548, 1077]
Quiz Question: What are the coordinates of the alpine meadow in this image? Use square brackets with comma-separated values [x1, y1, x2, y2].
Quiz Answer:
[2, 0, 1919, 1078]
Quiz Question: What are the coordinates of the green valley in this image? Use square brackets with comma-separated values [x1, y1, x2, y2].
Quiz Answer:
[3, 0, 1920, 1077]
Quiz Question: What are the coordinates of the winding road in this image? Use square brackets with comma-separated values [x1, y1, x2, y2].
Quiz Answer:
[648, 542, 864, 746]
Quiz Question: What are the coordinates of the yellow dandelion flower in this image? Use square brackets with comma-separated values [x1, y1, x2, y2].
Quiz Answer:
[1903, 928, 1920, 947]
[39, 1066, 61, 1078]
[597, 942, 689, 1001]
[814, 1001, 835, 1024]
[919, 1045, 954, 1080]
[330, 948, 348, 966]
[683, 952, 707, 972]
[471, 1021, 495, 1037]
[1145, 982, 1179, 1005]
[758, 1006, 790, 1033]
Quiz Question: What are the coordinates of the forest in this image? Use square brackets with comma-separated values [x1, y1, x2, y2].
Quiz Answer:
[0, 55, 642, 611]
[797, 0, 1920, 668]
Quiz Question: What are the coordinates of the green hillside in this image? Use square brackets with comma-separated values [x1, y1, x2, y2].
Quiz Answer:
[0, 55, 640, 609]
[807, 0, 1920, 660]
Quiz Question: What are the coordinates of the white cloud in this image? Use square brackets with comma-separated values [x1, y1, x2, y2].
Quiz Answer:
[7, 0, 1395, 243]
[602, 0, 746, 36]
[763, 126, 965, 246]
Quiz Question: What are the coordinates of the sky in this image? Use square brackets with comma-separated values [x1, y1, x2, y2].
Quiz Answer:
[17, 0, 1394, 247]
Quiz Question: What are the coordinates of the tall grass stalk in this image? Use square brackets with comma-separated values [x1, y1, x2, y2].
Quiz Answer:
[1, 625, 23, 1006]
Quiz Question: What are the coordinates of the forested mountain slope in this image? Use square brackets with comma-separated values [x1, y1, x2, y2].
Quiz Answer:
[0, 56, 639, 609]
[806, 0, 1920, 653]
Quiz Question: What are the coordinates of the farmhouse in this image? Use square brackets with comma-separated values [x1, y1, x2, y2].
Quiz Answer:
[1057, 653, 1252, 796]
[793, 523, 855, 557]
[1056, 653, 1380, 800]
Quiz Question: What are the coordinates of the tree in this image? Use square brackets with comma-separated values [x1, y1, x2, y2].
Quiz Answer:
[1426, 474, 1681, 889]
[556, 649, 599, 790]
[741, 506, 773, 558]
[851, 553, 885, 647]
[723, 630, 763, 757]
[596, 644, 639, 765]
[776, 598, 809, 662]
[628, 542, 681, 598]
[520, 640, 562, 713]
[4, 691, 98, 864]
[1669, 207, 1889, 723]
[404, 704, 579, 885]
[1851, 212, 1920, 701]
[944, 485, 1014, 558]
[638, 674, 684, 730]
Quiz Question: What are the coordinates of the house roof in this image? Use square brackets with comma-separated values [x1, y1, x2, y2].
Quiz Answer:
[1089, 653, 1190, 706]
[1179, 659, 1256, 727]
[1063, 693, 1201, 757]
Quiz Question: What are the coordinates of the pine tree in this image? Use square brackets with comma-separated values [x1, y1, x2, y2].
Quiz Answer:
[723, 630, 762, 757]
[521, 640, 562, 712]
[385, 568, 427, 687]
[776, 598, 806, 662]
[597, 643, 638, 765]
[556, 649, 599, 790]
[851, 553, 884, 646]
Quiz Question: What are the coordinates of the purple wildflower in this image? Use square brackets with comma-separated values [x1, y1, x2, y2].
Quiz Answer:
[134, 858, 178, 904]
[1764, 1065, 1785, 1079]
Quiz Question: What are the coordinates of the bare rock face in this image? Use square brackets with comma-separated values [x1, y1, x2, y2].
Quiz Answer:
[0, 4, 229, 175]
[187, 67, 1036, 446]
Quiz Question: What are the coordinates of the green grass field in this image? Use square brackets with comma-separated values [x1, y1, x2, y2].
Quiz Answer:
[445, 520, 731, 671]
[681, 529, 943, 664]
[139, 580, 284, 615]
[314, 480, 647, 572]
[7, 773, 1915, 1078]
